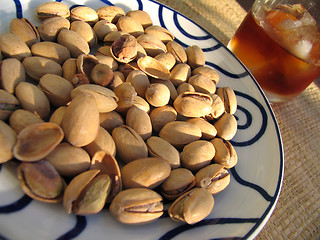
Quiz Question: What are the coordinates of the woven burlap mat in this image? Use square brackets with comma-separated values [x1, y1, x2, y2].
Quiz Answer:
[157, 0, 320, 239]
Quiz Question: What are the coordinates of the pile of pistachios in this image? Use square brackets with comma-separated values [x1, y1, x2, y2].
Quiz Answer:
[0, 1, 238, 225]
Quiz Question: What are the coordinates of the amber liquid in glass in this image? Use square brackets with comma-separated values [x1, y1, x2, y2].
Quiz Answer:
[228, 7, 320, 102]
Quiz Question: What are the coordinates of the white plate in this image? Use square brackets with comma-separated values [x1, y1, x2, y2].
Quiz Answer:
[0, 0, 284, 239]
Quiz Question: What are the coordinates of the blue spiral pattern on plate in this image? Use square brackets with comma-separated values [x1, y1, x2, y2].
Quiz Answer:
[0, 0, 283, 239]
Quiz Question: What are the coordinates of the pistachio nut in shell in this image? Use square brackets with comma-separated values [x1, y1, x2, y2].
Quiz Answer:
[0, 32, 31, 61]
[216, 87, 237, 115]
[22, 56, 62, 81]
[145, 25, 175, 43]
[192, 66, 220, 84]
[113, 82, 137, 113]
[213, 113, 237, 141]
[168, 187, 214, 224]
[9, 109, 44, 133]
[186, 45, 205, 69]
[70, 6, 99, 26]
[160, 168, 195, 200]
[36, 1, 70, 20]
[37, 16, 71, 42]
[146, 136, 180, 169]
[137, 34, 167, 57]
[151, 78, 178, 101]
[63, 169, 111, 215]
[210, 138, 238, 169]
[206, 94, 225, 120]
[133, 95, 150, 113]
[0, 120, 16, 163]
[61, 93, 100, 147]
[93, 20, 117, 42]
[188, 74, 216, 94]
[111, 125, 148, 164]
[99, 110, 124, 132]
[126, 106, 152, 141]
[159, 121, 202, 147]
[0, 57, 25, 94]
[17, 159, 65, 203]
[166, 41, 187, 64]
[137, 56, 171, 81]
[91, 63, 114, 87]
[111, 34, 138, 63]
[62, 58, 77, 82]
[126, 70, 150, 97]
[121, 157, 171, 189]
[13, 122, 64, 162]
[96, 5, 125, 23]
[109, 188, 163, 224]
[170, 63, 191, 87]
[195, 163, 230, 194]
[10, 18, 40, 47]
[0, 89, 20, 121]
[177, 83, 195, 95]
[15, 82, 50, 119]
[49, 106, 67, 127]
[180, 140, 215, 172]
[95, 55, 118, 71]
[116, 16, 144, 38]
[154, 52, 176, 71]
[46, 142, 91, 177]
[70, 20, 97, 48]
[126, 10, 153, 29]
[187, 117, 217, 140]
[149, 105, 177, 132]
[145, 83, 170, 107]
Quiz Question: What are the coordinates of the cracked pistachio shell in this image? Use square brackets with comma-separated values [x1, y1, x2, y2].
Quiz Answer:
[112, 125, 148, 163]
[111, 34, 138, 63]
[146, 136, 180, 169]
[160, 168, 195, 200]
[187, 117, 217, 140]
[49, 106, 67, 127]
[168, 187, 214, 224]
[0, 120, 16, 163]
[61, 93, 100, 147]
[206, 94, 225, 120]
[0, 89, 19, 121]
[216, 87, 237, 115]
[137, 56, 171, 81]
[22, 56, 62, 81]
[192, 66, 220, 84]
[137, 34, 167, 57]
[109, 188, 163, 224]
[17, 160, 65, 203]
[145, 25, 174, 43]
[90, 151, 122, 202]
[0, 58, 25, 94]
[96, 5, 125, 23]
[126, 10, 153, 29]
[121, 157, 171, 189]
[15, 82, 50, 119]
[145, 83, 170, 107]
[166, 41, 187, 64]
[70, 21, 97, 48]
[177, 83, 195, 95]
[37, 16, 70, 42]
[31, 41, 71, 65]
[149, 105, 177, 132]
[70, 6, 99, 26]
[46, 142, 90, 177]
[36, 2, 70, 20]
[173, 92, 213, 118]
[133, 95, 150, 113]
[13, 122, 64, 162]
[210, 138, 238, 169]
[186, 45, 205, 69]
[159, 121, 202, 147]
[95, 55, 118, 71]
[57, 29, 90, 58]
[170, 63, 191, 87]
[113, 82, 137, 113]
[126, 106, 152, 141]
[90, 63, 114, 87]
[155, 52, 176, 71]
[10, 18, 40, 47]
[84, 126, 116, 157]
[126, 70, 150, 97]
[0, 32, 31, 61]
[195, 163, 230, 194]
[39, 74, 74, 107]
[181, 140, 215, 172]
[93, 20, 117, 41]
[9, 109, 44, 133]
[188, 74, 216, 94]
[213, 113, 237, 141]
[99, 110, 124, 132]
[63, 169, 111, 215]
[116, 16, 144, 38]
[62, 58, 77, 82]
[103, 31, 127, 46]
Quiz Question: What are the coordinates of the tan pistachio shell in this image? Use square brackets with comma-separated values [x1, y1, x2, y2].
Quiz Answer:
[113, 82, 137, 113]
[103, 31, 127, 46]
[37, 16, 70, 42]
[90, 63, 114, 87]
[95, 55, 118, 71]
[10, 18, 40, 47]
[61, 93, 100, 147]
[188, 74, 216, 94]
[62, 58, 77, 82]
[186, 45, 205, 69]
[70, 20, 98, 48]
[0, 58, 25, 94]
[116, 16, 144, 38]
[187, 117, 217, 140]
[0, 89, 20, 121]
[111, 34, 138, 63]
[145, 25, 174, 43]
[93, 20, 118, 41]
[109, 188, 163, 224]
[49, 106, 67, 127]
[177, 82, 195, 95]
[216, 87, 237, 114]
[166, 41, 187, 63]
[46, 142, 91, 177]
[126, 70, 150, 97]
[154, 52, 176, 71]
[0, 32, 31, 61]
[192, 66, 220, 84]
[70, 6, 99, 26]
[0, 120, 16, 163]
[146, 136, 180, 169]
[36, 1, 70, 20]
[210, 138, 238, 169]
[121, 157, 171, 189]
[132, 95, 150, 113]
[137, 34, 167, 57]
[126, 10, 153, 29]
[13, 122, 64, 162]
[206, 94, 225, 120]
[9, 109, 44, 133]
[145, 83, 170, 107]
[149, 105, 177, 132]
[99, 110, 124, 133]
[15, 82, 50, 119]
[170, 63, 191, 86]
[137, 56, 171, 81]
[126, 106, 152, 141]
[96, 5, 125, 23]
[111, 125, 148, 163]
[17, 160, 66, 203]
[213, 113, 237, 140]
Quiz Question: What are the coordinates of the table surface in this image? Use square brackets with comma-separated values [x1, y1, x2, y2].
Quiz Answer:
[156, 0, 320, 239]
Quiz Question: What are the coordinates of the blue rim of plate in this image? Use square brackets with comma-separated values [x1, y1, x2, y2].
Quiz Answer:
[0, 0, 284, 239]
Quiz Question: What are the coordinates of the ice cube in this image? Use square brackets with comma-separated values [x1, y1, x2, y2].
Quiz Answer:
[291, 39, 312, 60]
[298, 10, 317, 26]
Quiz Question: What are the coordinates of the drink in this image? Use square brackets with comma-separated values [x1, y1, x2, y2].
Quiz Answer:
[228, 2, 320, 102]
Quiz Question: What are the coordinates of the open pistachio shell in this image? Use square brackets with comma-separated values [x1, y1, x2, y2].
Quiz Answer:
[137, 56, 170, 81]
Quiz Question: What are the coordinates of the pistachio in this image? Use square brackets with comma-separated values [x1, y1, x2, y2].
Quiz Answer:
[154, 52, 176, 71]
[166, 41, 187, 64]
[113, 82, 137, 113]
[70, 20, 98, 48]
[126, 70, 150, 97]
[111, 34, 138, 63]
[137, 34, 167, 57]
[109, 188, 163, 224]
[126, 106, 152, 141]
[188, 74, 216, 94]
[10, 18, 40, 47]
[37, 16, 70, 42]
[187, 117, 217, 140]
[132, 95, 150, 113]
[0, 120, 16, 163]
[213, 113, 237, 140]
[206, 94, 225, 120]
[17, 160, 65, 203]
[96, 5, 125, 23]
[210, 138, 238, 169]
[13, 122, 64, 162]
[149, 105, 177, 132]
[90, 63, 114, 87]
[0, 89, 20, 121]
[0, 32, 31, 60]
[126, 10, 153, 29]
[0, 58, 25, 94]
[62, 58, 77, 82]
[168, 188, 214, 224]
[103, 31, 127, 46]
[186, 45, 205, 69]
[70, 6, 99, 26]
[170, 63, 191, 86]
[195, 164, 230, 194]
[9, 109, 44, 133]
[36, 1, 70, 20]
[192, 66, 220, 84]
[177, 83, 195, 95]
[151, 78, 178, 101]
[137, 56, 171, 80]
[95, 55, 118, 71]
[116, 16, 144, 38]
[145, 83, 170, 107]
[99, 110, 124, 133]
[216, 87, 237, 114]
[93, 20, 117, 41]
[145, 25, 174, 43]
[49, 106, 67, 127]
